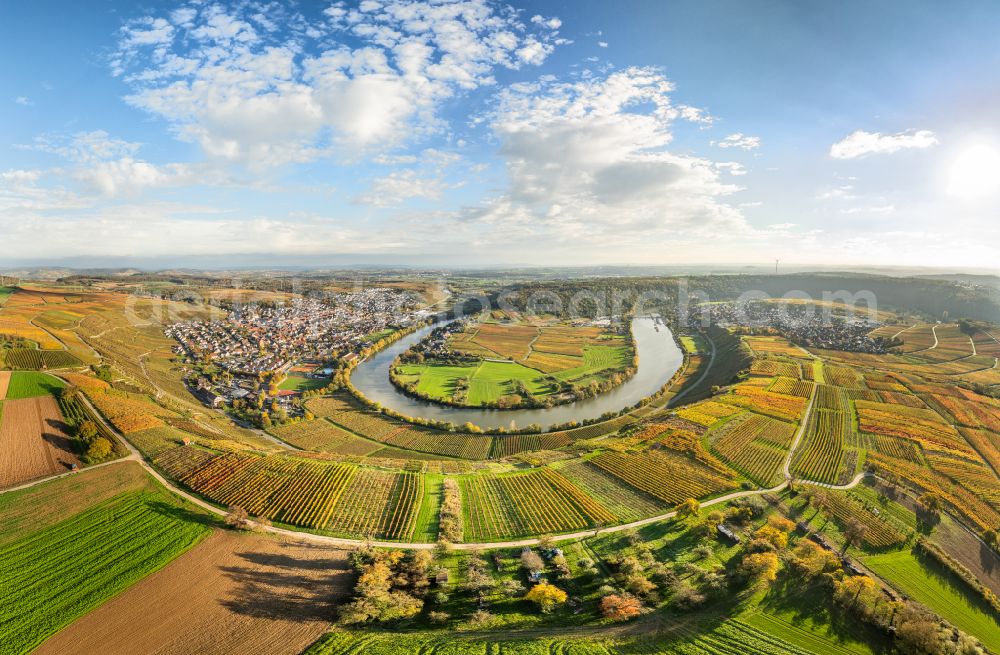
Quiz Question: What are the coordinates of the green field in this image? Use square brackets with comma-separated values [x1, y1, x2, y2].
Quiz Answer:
[679, 334, 708, 353]
[864, 549, 1000, 651]
[396, 359, 553, 405]
[0, 489, 212, 655]
[4, 371, 65, 399]
[396, 345, 631, 407]
[0, 287, 12, 305]
[278, 374, 330, 392]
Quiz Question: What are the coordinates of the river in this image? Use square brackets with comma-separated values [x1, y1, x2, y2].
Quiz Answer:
[349, 317, 684, 430]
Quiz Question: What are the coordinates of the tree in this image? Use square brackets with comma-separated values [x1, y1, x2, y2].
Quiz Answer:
[740, 552, 780, 584]
[600, 594, 642, 621]
[895, 607, 943, 655]
[918, 492, 942, 516]
[59, 385, 79, 401]
[754, 525, 789, 550]
[520, 549, 544, 572]
[843, 519, 867, 551]
[676, 498, 700, 520]
[225, 506, 251, 530]
[86, 437, 113, 461]
[77, 420, 99, 443]
[524, 582, 567, 613]
[834, 575, 879, 610]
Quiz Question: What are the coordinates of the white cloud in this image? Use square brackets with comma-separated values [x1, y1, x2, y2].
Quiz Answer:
[113, 1, 565, 168]
[598, 41, 608, 48]
[14, 96, 32, 106]
[26, 131, 194, 197]
[715, 132, 760, 150]
[815, 184, 855, 201]
[716, 162, 746, 176]
[530, 15, 562, 30]
[841, 204, 896, 215]
[353, 169, 452, 207]
[829, 129, 938, 159]
[457, 68, 748, 247]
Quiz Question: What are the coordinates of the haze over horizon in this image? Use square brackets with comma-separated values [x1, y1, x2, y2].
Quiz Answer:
[4, 0, 1000, 269]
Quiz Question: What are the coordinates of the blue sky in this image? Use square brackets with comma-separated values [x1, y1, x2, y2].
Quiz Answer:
[3, 0, 1000, 268]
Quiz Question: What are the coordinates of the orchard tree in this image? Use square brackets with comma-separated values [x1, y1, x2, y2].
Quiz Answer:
[676, 498, 700, 520]
[524, 582, 567, 613]
[600, 594, 642, 622]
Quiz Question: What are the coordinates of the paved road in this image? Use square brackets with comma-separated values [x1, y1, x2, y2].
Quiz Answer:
[3, 359, 863, 551]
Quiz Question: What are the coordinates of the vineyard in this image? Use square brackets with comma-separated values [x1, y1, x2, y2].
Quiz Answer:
[717, 385, 807, 422]
[709, 413, 795, 487]
[676, 401, 742, 427]
[460, 468, 616, 540]
[272, 419, 383, 456]
[556, 459, 667, 521]
[792, 409, 851, 485]
[750, 359, 801, 378]
[743, 336, 810, 359]
[305, 619, 817, 655]
[0, 348, 82, 370]
[324, 468, 423, 539]
[157, 449, 424, 539]
[821, 492, 910, 549]
[590, 450, 737, 506]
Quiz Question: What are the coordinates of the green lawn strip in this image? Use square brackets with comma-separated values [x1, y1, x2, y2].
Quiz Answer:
[0, 489, 214, 655]
[411, 473, 443, 541]
[741, 608, 876, 655]
[863, 549, 1000, 651]
[4, 371, 66, 399]
[278, 374, 330, 392]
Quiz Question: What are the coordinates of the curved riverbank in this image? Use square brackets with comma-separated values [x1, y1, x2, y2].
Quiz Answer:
[350, 317, 683, 430]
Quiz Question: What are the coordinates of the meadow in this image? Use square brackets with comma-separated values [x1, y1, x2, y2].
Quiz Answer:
[0, 490, 211, 655]
[863, 549, 1000, 652]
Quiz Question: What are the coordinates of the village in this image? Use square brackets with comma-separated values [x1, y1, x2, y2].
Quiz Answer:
[700, 300, 892, 353]
[165, 288, 425, 418]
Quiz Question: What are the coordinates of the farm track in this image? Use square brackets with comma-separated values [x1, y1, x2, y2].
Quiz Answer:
[891, 324, 916, 340]
[909, 324, 940, 354]
[0, 360, 866, 551]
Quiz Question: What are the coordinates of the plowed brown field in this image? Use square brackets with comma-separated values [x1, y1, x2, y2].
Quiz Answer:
[0, 371, 9, 398]
[0, 396, 79, 488]
[34, 531, 351, 655]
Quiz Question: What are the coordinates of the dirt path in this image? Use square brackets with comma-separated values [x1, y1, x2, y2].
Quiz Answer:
[910, 324, 940, 353]
[33, 531, 352, 655]
[891, 324, 916, 340]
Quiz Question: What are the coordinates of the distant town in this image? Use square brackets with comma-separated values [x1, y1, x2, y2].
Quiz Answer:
[700, 300, 893, 353]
